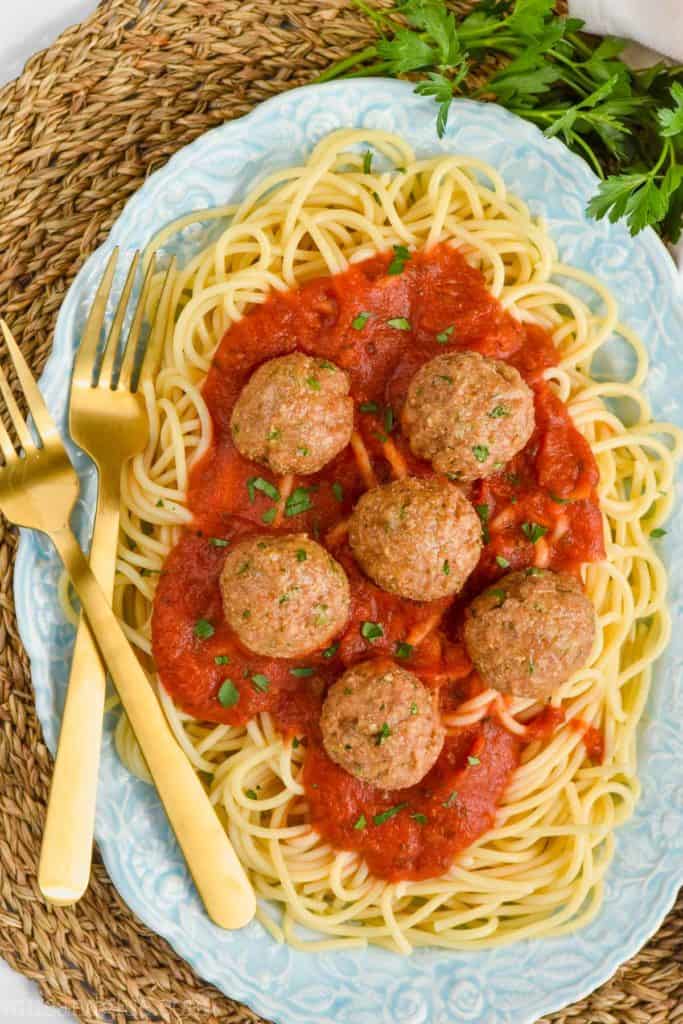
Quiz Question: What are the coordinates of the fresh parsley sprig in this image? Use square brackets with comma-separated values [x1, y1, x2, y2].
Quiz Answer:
[318, 0, 683, 239]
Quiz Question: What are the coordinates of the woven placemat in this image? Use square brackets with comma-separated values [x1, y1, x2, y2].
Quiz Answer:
[0, 2, 681, 1021]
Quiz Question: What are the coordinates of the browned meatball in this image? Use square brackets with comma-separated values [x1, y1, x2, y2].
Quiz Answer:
[348, 476, 481, 601]
[402, 351, 534, 481]
[463, 569, 596, 699]
[230, 353, 354, 475]
[321, 659, 444, 788]
[220, 534, 350, 658]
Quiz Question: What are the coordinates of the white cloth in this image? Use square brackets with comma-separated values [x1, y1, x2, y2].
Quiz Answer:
[569, 0, 683, 277]
[569, 0, 683, 63]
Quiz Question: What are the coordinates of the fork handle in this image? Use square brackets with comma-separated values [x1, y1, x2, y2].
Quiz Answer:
[49, 525, 256, 930]
[39, 502, 118, 906]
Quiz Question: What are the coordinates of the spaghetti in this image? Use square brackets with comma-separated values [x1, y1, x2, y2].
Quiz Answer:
[109, 129, 681, 952]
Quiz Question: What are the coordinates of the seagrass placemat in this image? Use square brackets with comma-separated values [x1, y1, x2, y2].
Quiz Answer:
[0, 2, 681, 1021]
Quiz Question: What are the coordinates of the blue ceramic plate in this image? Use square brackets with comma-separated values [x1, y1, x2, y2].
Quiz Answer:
[15, 81, 683, 1024]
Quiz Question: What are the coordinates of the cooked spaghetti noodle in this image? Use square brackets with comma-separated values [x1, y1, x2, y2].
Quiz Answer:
[107, 129, 681, 952]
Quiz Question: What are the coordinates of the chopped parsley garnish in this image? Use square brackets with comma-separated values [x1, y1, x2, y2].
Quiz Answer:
[251, 673, 270, 693]
[352, 312, 371, 330]
[290, 666, 315, 678]
[267, 429, 281, 442]
[353, 814, 367, 831]
[472, 444, 489, 463]
[495, 555, 510, 569]
[375, 722, 392, 745]
[442, 559, 450, 575]
[383, 405, 395, 433]
[298, 446, 311, 457]
[193, 618, 214, 640]
[296, 548, 307, 562]
[322, 642, 339, 659]
[525, 566, 545, 576]
[247, 476, 280, 503]
[318, 360, 336, 371]
[467, 755, 481, 766]
[650, 527, 668, 538]
[387, 244, 411, 275]
[292, 737, 301, 749]
[528, 657, 535, 676]
[550, 493, 571, 504]
[242, 609, 251, 620]
[245, 789, 258, 800]
[343, 687, 352, 695]
[363, 150, 373, 174]
[156, 499, 164, 508]
[306, 376, 321, 391]
[359, 400, 378, 413]
[236, 560, 251, 576]
[332, 481, 344, 503]
[285, 486, 314, 517]
[411, 812, 428, 825]
[209, 537, 229, 547]
[361, 620, 384, 641]
[217, 680, 239, 708]
[521, 522, 549, 544]
[436, 374, 453, 384]
[387, 316, 411, 331]
[489, 405, 509, 418]
[373, 803, 408, 826]
[214, 654, 230, 665]
[278, 593, 290, 605]
[489, 588, 506, 606]
[443, 791, 459, 808]
[410, 701, 419, 715]
[436, 325, 454, 344]
[395, 641, 413, 659]
[261, 507, 277, 524]
[475, 502, 490, 543]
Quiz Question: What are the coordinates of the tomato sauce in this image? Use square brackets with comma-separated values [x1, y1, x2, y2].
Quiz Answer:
[151, 242, 605, 880]
[569, 718, 605, 763]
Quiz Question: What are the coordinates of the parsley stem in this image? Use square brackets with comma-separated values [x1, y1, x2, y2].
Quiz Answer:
[316, 45, 378, 82]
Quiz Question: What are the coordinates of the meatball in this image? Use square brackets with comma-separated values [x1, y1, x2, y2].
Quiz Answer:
[348, 476, 481, 601]
[402, 350, 534, 481]
[230, 353, 354, 475]
[463, 569, 596, 699]
[321, 659, 444, 788]
[220, 534, 350, 658]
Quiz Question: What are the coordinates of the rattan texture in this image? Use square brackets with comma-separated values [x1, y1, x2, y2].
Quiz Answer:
[0, 2, 681, 1021]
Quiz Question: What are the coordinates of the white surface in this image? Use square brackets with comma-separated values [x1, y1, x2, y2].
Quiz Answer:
[0, 3, 97, 1021]
[0, 1, 680, 1022]
[569, 0, 683, 61]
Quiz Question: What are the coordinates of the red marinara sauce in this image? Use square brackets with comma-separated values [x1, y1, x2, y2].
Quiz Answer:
[151, 243, 605, 880]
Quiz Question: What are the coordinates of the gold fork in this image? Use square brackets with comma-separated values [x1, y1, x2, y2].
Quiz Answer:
[0, 318, 256, 929]
[39, 248, 164, 906]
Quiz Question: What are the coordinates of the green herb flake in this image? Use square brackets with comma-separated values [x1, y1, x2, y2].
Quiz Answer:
[373, 802, 408, 826]
[261, 507, 277, 524]
[285, 486, 314, 517]
[410, 701, 419, 715]
[209, 537, 229, 547]
[292, 737, 301, 749]
[245, 789, 258, 800]
[495, 555, 510, 569]
[442, 559, 450, 575]
[359, 400, 378, 413]
[323, 642, 339, 659]
[214, 654, 230, 665]
[236, 560, 251, 576]
[489, 405, 509, 418]
[193, 618, 214, 640]
[353, 814, 367, 830]
[521, 521, 549, 544]
[217, 680, 239, 708]
[387, 316, 411, 331]
[467, 755, 481, 767]
[297, 446, 311, 457]
[436, 325, 454, 344]
[332, 481, 344, 503]
[525, 566, 545, 576]
[472, 444, 489, 463]
[247, 476, 280, 503]
[489, 588, 507, 607]
[411, 812, 428, 825]
[289, 666, 315, 678]
[306, 376, 321, 391]
[443, 791, 459, 809]
[352, 312, 371, 330]
[650, 527, 668, 538]
[383, 405, 395, 433]
[387, 244, 411, 275]
[375, 722, 392, 745]
[551, 493, 571, 505]
[395, 641, 413, 659]
[156, 499, 164, 508]
[363, 150, 373, 174]
[251, 673, 270, 693]
[361, 620, 384, 641]
[528, 657, 535, 676]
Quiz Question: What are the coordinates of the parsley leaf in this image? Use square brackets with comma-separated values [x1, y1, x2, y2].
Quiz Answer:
[521, 521, 549, 544]
[361, 620, 384, 641]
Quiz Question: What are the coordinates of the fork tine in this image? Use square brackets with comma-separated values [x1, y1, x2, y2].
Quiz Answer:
[72, 247, 118, 388]
[0, 414, 16, 462]
[137, 257, 176, 388]
[117, 255, 157, 393]
[0, 322, 52, 450]
[99, 252, 140, 389]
